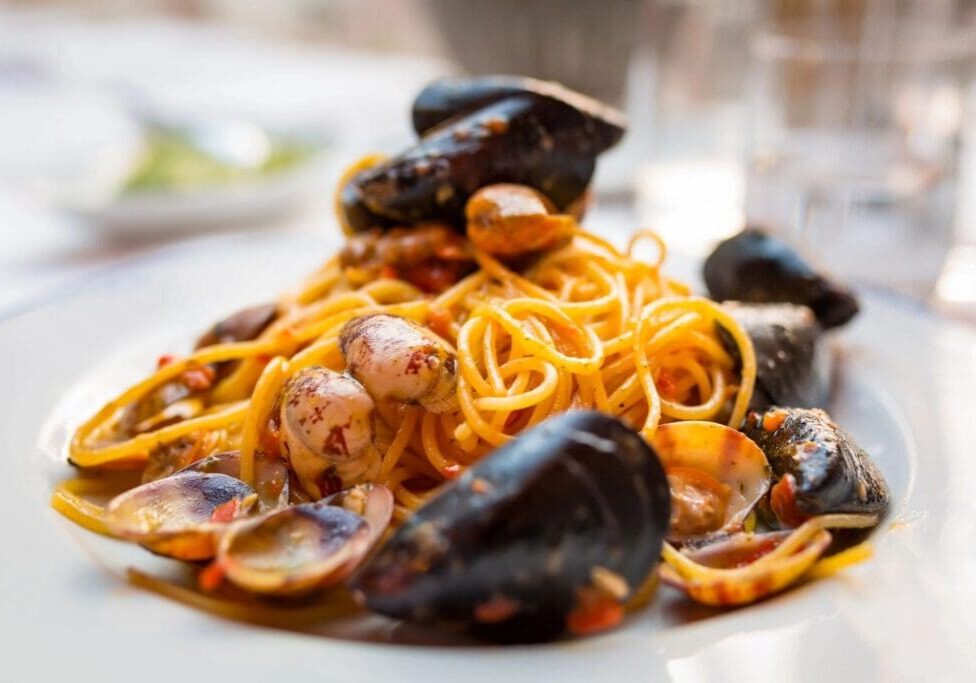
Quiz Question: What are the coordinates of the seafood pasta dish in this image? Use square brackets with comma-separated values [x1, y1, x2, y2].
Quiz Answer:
[53, 76, 889, 642]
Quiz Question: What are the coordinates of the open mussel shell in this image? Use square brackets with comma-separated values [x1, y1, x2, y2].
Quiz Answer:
[349, 411, 671, 642]
[216, 502, 372, 596]
[704, 228, 859, 329]
[742, 407, 890, 527]
[721, 302, 831, 409]
[342, 94, 607, 232]
[411, 75, 627, 151]
[651, 421, 771, 543]
[104, 472, 255, 561]
[180, 451, 290, 510]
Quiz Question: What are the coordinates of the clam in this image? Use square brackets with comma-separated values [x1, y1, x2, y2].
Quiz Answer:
[216, 485, 392, 596]
[704, 228, 859, 329]
[278, 366, 381, 498]
[651, 421, 771, 543]
[180, 450, 290, 510]
[742, 407, 889, 527]
[104, 472, 256, 560]
[659, 513, 878, 606]
[323, 482, 394, 547]
[349, 411, 671, 642]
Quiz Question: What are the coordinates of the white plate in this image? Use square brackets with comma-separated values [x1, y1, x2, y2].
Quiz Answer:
[2, 230, 975, 682]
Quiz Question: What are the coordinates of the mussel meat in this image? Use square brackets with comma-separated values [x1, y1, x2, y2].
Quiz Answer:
[340, 93, 619, 231]
[704, 228, 859, 329]
[465, 183, 575, 258]
[411, 75, 626, 151]
[349, 411, 671, 642]
[721, 302, 831, 409]
[650, 421, 771, 543]
[742, 407, 890, 527]
[104, 472, 256, 560]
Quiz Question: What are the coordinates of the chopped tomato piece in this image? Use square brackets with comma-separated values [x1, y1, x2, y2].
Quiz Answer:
[210, 498, 240, 523]
[198, 561, 226, 592]
[770, 474, 809, 528]
[567, 595, 624, 636]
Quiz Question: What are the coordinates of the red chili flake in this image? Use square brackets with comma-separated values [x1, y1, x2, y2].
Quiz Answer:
[157, 354, 176, 369]
[210, 498, 240, 523]
[380, 265, 399, 280]
[440, 461, 462, 479]
[198, 561, 226, 592]
[181, 365, 216, 392]
[732, 537, 784, 568]
[256, 354, 271, 364]
[654, 368, 681, 401]
[566, 595, 624, 636]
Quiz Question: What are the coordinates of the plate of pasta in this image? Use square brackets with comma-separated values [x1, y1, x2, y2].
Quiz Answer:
[4, 76, 975, 681]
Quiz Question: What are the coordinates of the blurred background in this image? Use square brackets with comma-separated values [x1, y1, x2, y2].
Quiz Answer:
[2, 0, 975, 320]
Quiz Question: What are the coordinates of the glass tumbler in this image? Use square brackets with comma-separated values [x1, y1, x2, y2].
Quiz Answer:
[745, 10, 976, 297]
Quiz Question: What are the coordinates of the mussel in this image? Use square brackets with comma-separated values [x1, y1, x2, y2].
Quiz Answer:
[704, 228, 859, 329]
[341, 92, 622, 232]
[742, 407, 890, 527]
[411, 75, 626, 151]
[349, 411, 671, 642]
[215, 484, 392, 596]
[104, 472, 256, 560]
[721, 302, 831, 409]
[650, 421, 771, 543]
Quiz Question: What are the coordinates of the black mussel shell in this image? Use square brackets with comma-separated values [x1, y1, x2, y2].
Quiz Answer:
[348, 411, 670, 642]
[742, 407, 889, 524]
[720, 303, 831, 409]
[704, 228, 860, 329]
[411, 75, 626, 152]
[342, 95, 606, 232]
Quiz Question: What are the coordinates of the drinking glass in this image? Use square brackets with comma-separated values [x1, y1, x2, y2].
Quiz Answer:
[745, 9, 976, 297]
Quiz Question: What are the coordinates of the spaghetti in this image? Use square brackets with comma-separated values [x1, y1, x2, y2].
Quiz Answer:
[62, 223, 756, 525]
